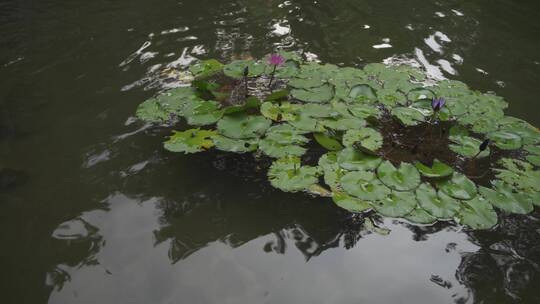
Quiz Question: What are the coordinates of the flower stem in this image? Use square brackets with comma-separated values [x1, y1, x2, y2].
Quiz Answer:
[268, 65, 277, 89]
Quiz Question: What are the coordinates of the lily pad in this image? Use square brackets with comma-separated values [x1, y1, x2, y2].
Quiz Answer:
[340, 171, 391, 201]
[479, 181, 533, 214]
[291, 84, 335, 103]
[267, 157, 320, 192]
[213, 135, 258, 153]
[164, 129, 217, 153]
[217, 114, 271, 139]
[415, 159, 454, 179]
[456, 196, 498, 229]
[404, 207, 437, 224]
[495, 158, 540, 192]
[260, 102, 299, 121]
[373, 191, 417, 217]
[320, 117, 366, 131]
[223, 60, 265, 78]
[449, 135, 490, 158]
[342, 128, 383, 154]
[189, 59, 223, 79]
[488, 130, 522, 150]
[313, 132, 343, 151]
[415, 183, 460, 218]
[332, 191, 373, 213]
[337, 148, 383, 171]
[348, 84, 377, 103]
[184, 100, 224, 126]
[437, 173, 477, 200]
[377, 161, 421, 191]
[259, 124, 309, 158]
[136, 99, 171, 123]
[391, 107, 426, 126]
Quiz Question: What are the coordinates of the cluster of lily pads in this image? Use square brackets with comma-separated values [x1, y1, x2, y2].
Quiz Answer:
[136, 51, 539, 229]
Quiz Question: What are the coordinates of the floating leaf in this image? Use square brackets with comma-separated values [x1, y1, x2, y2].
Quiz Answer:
[189, 59, 223, 79]
[136, 99, 171, 123]
[212, 135, 258, 153]
[184, 100, 224, 126]
[332, 191, 372, 213]
[291, 83, 334, 103]
[313, 132, 343, 151]
[487, 130, 522, 150]
[391, 107, 426, 126]
[404, 207, 437, 224]
[415, 159, 454, 179]
[373, 191, 417, 217]
[407, 88, 435, 102]
[223, 60, 265, 78]
[348, 84, 377, 103]
[449, 135, 490, 158]
[437, 173, 477, 200]
[259, 124, 309, 158]
[337, 148, 382, 171]
[163, 129, 217, 153]
[456, 196, 498, 229]
[267, 157, 320, 192]
[340, 171, 391, 201]
[342, 128, 383, 154]
[217, 113, 271, 139]
[320, 117, 366, 131]
[260, 102, 299, 121]
[495, 158, 540, 192]
[377, 161, 421, 191]
[264, 89, 290, 102]
[415, 183, 460, 218]
[223, 96, 261, 114]
[479, 181, 533, 214]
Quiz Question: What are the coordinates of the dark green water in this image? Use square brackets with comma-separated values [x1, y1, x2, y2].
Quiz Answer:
[1, 0, 540, 303]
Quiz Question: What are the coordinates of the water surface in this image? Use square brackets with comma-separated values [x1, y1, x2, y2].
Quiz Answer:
[1, 0, 540, 303]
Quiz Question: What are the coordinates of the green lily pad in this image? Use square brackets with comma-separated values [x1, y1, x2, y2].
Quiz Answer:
[259, 124, 309, 158]
[223, 96, 261, 114]
[407, 88, 435, 102]
[184, 100, 224, 126]
[340, 171, 391, 201]
[260, 102, 299, 121]
[346, 103, 381, 119]
[320, 117, 366, 131]
[449, 135, 490, 158]
[342, 128, 383, 154]
[527, 155, 540, 166]
[136, 99, 171, 123]
[223, 60, 265, 78]
[332, 191, 373, 213]
[217, 114, 271, 139]
[373, 191, 417, 217]
[404, 207, 437, 224]
[267, 157, 320, 192]
[348, 84, 377, 103]
[313, 132, 343, 151]
[376, 88, 406, 106]
[264, 89, 290, 102]
[212, 135, 258, 153]
[189, 59, 223, 79]
[415, 183, 460, 218]
[479, 181, 533, 214]
[456, 196, 498, 230]
[377, 161, 421, 191]
[163, 129, 217, 153]
[415, 159, 454, 179]
[495, 158, 540, 192]
[291, 84, 335, 103]
[288, 114, 325, 132]
[487, 131, 522, 150]
[391, 107, 426, 126]
[498, 118, 540, 145]
[337, 148, 383, 171]
[437, 173, 477, 200]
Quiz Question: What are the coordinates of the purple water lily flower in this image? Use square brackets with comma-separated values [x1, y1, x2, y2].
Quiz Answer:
[431, 97, 446, 112]
[267, 54, 285, 89]
[268, 54, 285, 66]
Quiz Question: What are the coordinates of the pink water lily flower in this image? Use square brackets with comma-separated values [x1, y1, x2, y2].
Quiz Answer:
[268, 54, 285, 66]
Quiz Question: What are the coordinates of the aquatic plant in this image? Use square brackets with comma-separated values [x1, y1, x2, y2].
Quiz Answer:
[135, 52, 540, 230]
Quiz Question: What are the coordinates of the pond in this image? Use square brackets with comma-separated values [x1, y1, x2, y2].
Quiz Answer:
[1, 0, 539, 303]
